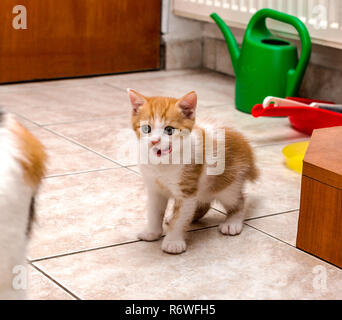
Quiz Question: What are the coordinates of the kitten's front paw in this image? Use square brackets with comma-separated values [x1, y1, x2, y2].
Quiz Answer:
[219, 219, 243, 236]
[137, 230, 162, 241]
[162, 238, 187, 254]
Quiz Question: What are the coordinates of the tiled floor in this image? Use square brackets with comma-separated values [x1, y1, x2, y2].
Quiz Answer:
[2, 69, 341, 299]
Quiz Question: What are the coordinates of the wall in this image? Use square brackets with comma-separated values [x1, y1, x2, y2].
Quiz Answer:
[161, 0, 203, 69]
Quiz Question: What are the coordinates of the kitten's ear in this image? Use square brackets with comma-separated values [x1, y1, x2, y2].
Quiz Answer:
[177, 91, 197, 119]
[127, 88, 146, 114]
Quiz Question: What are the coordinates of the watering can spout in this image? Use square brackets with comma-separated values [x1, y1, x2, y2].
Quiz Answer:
[210, 13, 240, 73]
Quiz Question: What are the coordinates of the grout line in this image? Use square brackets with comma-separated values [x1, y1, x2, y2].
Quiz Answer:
[7, 108, 125, 129]
[103, 82, 127, 92]
[9, 111, 41, 127]
[32, 221, 342, 271]
[0, 76, 104, 91]
[211, 207, 227, 216]
[244, 223, 342, 270]
[211, 205, 299, 221]
[41, 116, 116, 127]
[102, 70, 204, 91]
[123, 166, 141, 176]
[31, 215, 342, 271]
[124, 164, 138, 168]
[188, 224, 219, 233]
[44, 166, 122, 179]
[252, 137, 309, 149]
[245, 223, 297, 248]
[105, 81, 232, 110]
[30, 239, 143, 263]
[12, 112, 142, 175]
[244, 209, 299, 221]
[31, 223, 222, 263]
[0, 75, 134, 93]
[0, 68, 201, 102]
[41, 126, 125, 167]
[0, 83, 85, 93]
[29, 262, 81, 300]
[198, 102, 236, 109]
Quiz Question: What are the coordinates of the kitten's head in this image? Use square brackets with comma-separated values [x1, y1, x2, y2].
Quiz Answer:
[127, 89, 197, 161]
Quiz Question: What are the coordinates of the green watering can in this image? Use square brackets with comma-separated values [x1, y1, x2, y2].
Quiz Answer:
[211, 8, 312, 114]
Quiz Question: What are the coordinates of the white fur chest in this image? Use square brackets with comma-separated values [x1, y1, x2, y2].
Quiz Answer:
[139, 164, 183, 197]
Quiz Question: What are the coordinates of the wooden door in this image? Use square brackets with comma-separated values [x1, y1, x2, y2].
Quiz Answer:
[0, 0, 161, 83]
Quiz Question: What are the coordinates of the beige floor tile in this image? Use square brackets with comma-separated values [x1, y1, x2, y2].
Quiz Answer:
[105, 70, 236, 107]
[47, 118, 137, 166]
[30, 127, 118, 177]
[34, 226, 342, 300]
[4, 69, 329, 300]
[246, 211, 299, 247]
[27, 265, 74, 300]
[0, 84, 128, 125]
[29, 168, 224, 260]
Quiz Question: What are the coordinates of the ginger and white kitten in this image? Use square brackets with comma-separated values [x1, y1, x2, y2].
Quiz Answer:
[128, 89, 258, 254]
[0, 112, 46, 299]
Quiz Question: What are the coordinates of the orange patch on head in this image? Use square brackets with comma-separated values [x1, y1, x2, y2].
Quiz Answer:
[128, 90, 197, 136]
[9, 118, 47, 190]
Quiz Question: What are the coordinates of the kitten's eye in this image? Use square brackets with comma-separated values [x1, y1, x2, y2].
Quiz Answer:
[164, 126, 175, 136]
[141, 124, 151, 134]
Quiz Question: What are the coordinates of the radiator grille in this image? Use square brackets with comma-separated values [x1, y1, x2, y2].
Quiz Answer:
[173, 0, 342, 47]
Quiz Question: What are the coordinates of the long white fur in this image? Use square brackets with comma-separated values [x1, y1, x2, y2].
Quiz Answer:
[0, 115, 33, 300]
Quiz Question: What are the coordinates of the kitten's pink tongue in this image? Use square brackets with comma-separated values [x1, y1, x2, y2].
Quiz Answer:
[164, 147, 172, 154]
[156, 147, 172, 157]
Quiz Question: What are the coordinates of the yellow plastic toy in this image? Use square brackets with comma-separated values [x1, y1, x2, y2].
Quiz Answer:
[282, 141, 309, 173]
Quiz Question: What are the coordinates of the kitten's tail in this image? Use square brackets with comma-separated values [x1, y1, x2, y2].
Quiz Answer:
[247, 162, 259, 182]
[245, 145, 259, 182]
[0, 113, 47, 233]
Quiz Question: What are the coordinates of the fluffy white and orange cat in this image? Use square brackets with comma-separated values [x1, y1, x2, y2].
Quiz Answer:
[0, 112, 46, 299]
[128, 89, 258, 254]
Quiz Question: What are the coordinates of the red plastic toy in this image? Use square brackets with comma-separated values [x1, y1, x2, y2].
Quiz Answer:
[251, 97, 342, 135]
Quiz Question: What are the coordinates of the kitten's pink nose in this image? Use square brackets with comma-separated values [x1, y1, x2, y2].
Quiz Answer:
[151, 139, 160, 145]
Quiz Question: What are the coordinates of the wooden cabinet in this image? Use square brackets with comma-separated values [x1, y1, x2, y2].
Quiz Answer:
[0, 0, 161, 83]
[297, 126, 342, 268]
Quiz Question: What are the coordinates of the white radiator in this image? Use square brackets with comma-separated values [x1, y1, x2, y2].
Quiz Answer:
[173, 0, 342, 48]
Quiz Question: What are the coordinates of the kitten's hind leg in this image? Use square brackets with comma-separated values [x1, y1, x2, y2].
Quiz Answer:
[192, 202, 211, 222]
[218, 192, 245, 236]
[165, 201, 210, 225]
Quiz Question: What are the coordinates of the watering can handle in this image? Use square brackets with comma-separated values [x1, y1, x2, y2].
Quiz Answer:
[248, 9, 312, 96]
